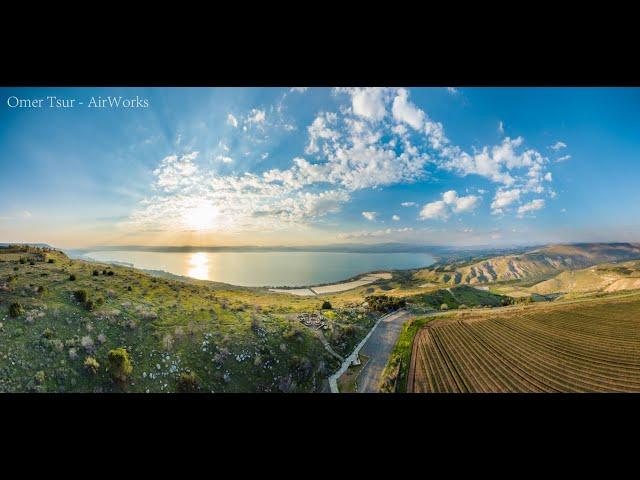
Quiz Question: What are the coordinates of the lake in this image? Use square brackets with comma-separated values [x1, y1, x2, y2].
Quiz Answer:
[83, 250, 435, 287]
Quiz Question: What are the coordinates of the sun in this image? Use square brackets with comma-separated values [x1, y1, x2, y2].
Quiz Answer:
[183, 203, 218, 231]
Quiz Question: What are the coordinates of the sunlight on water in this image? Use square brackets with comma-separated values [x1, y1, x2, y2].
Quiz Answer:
[187, 252, 209, 280]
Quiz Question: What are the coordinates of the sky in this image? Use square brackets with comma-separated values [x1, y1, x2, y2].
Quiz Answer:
[1, 87, 639, 249]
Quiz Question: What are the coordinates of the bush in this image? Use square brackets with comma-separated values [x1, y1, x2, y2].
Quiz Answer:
[102, 269, 107, 275]
[127, 286, 132, 291]
[107, 348, 133, 383]
[29, 261, 35, 266]
[177, 371, 199, 392]
[47, 259, 55, 264]
[69, 274, 76, 281]
[19, 257, 26, 264]
[37, 285, 46, 295]
[365, 295, 406, 313]
[440, 303, 449, 311]
[9, 302, 24, 318]
[74, 289, 89, 303]
[321, 301, 332, 310]
[92, 270, 99, 276]
[107, 271, 114, 276]
[83, 356, 100, 375]
[85, 299, 96, 311]
[34, 371, 45, 385]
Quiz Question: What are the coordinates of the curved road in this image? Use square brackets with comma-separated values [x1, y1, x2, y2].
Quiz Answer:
[355, 310, 414, 393]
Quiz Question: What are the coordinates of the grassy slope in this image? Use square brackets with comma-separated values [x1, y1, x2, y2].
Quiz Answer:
[0, 248, 379, 393]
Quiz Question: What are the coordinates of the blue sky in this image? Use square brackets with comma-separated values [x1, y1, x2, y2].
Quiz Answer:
[1, 87, 639, 248]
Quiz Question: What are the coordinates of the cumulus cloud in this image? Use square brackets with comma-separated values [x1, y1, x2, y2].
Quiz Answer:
[227, 114, 238, 128]
[247, 109, 266, 125]
[555, 154, 571, 163]
[290, 87, 309, 93]
[491, 188, 521, 214]
[401, 202, 417, 207]
[446, 87, 459, 95]
[362, 211, 377, 221]
[339, 87, 388, 121]
[420, 190, 480, 220]
[392, 88, 425, 130]
[498, 121, 505, 135]
[216, 155, 233, 164]
[517, 199, 545, 217]
[550, 141, 567, 151]
[419, 200, 450, 220]
[392, 214, 400, 221]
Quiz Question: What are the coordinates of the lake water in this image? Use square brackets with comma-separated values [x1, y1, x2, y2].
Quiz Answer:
[83, 250, 435, 287]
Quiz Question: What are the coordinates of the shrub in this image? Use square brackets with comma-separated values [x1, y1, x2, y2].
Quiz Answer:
[127, 286, 132, 291]
[83, 356, 100, 375]
[107, 271, 114, 276]
[19, 257, 26, 264]
[42, 328, 54, 339]
[107, 348, 133, 383]
[85, 300, 96, 311]
[47, 259, 55, 264]
[92, 270, 99, 276]
[102, 270, 107, 275]
[95, 297, 104, 306]
[34, 371, 45, 385]
[74, 289, 89, 303]
[37, 285, 46, 295]
[9, 302, 24, 318]
[440, 303, 449, 311]
[177, 371, 199, 392]
[321, 301, 332, 310]
[29, 261, 35, 266]
[69, 274, 76, 281]
[365, 295, 406, 313]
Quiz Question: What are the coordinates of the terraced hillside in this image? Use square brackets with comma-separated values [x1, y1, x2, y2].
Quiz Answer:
[415, 243, 640, 286]
[409, 292, 640, 392]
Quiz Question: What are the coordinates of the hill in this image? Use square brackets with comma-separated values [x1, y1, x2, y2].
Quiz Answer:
[529, 259, 640, 295]
[414, 243, 640, 286]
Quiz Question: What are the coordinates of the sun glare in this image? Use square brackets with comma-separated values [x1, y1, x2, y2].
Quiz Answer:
[187, 252, 209, 280]
[183, 204, 218, 231]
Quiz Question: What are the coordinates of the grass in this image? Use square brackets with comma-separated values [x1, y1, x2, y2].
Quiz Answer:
[336, 354, 369, 393]
[379, 316, 433, 393]
[0, 247, 381, 393]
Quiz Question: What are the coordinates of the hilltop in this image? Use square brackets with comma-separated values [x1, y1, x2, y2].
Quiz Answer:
[414, 243, 640, 286]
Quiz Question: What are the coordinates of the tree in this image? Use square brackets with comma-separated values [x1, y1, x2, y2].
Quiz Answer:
[69, 274, 76, 281]
[321, 301, 332, 310]
[92, 270, 99, 276]
[9, 302, 24, 318]
[74, 289, 89, 303]
[107, 348, 133, 383]
[177, 371, 199, 392]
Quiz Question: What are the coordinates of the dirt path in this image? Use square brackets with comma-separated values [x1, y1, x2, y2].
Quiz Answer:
[355, 310, 414, 393]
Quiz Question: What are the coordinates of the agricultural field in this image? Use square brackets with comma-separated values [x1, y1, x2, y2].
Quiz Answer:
[408, 292, 640, 392]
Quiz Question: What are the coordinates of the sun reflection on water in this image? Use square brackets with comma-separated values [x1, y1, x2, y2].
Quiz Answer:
[187, 252, 209, 280]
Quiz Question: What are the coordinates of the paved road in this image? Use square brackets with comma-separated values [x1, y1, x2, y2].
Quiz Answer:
[356, 310, 414, 393]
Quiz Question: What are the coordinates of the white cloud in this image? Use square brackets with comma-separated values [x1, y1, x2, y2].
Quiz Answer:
[392, 88, 425, 130]
[338, 227, 413, 239]
[216, 155, 233, 164]
[420, 200, 450, 220]
[344, 87, 387, 121]
[498, 121, 505, 135]
[544, 172, 552, 182]
[420, 190, 480, 221]
[550, 141, 567, 151]
[555, 154, 571, 163]
[290, 87, 309, 93]
[227, 114, 238, 128]
[23, 211, 32, 218]
[362, 211, 377, 221]
[248, 109, 266, 125]
[517, 199, 545, 217]
[392, 215, 400, 221]
[218, 141, 230, 152]
[446, 87, 459, 95]
[491, 188, 521, 213]
[153, 152, 199, 192]
[401, 202, 417, 207]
